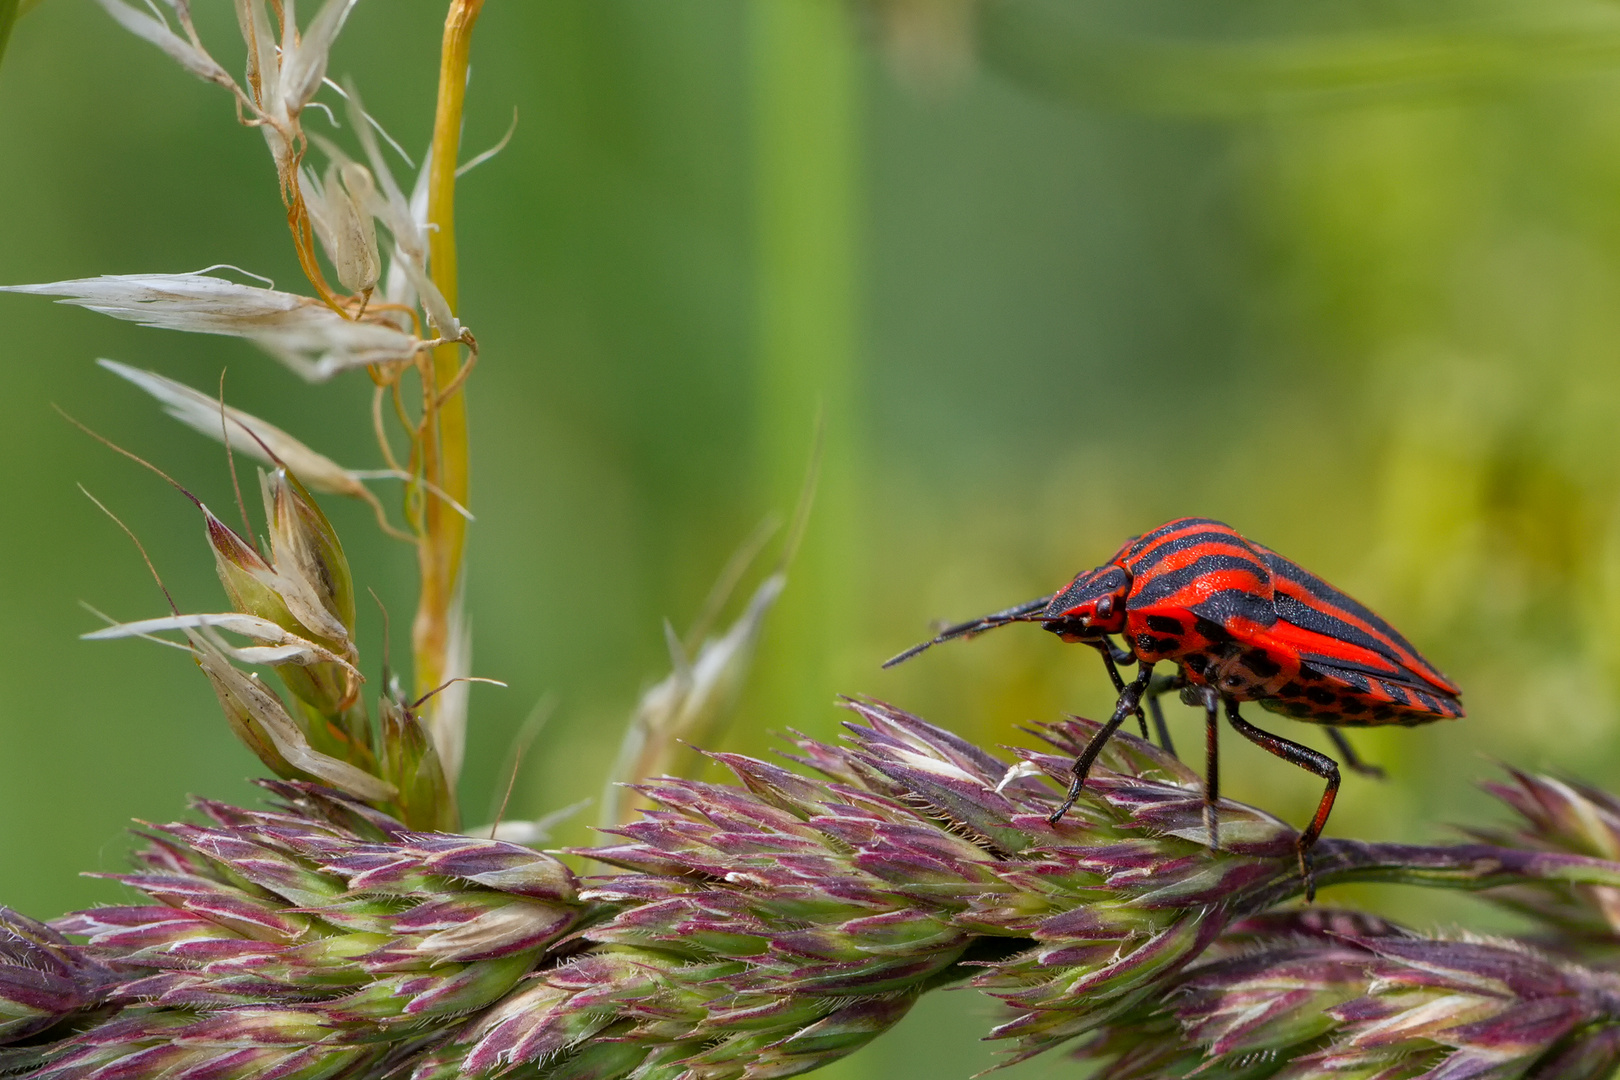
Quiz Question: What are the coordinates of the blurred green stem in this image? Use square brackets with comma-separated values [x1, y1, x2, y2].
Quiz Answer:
[414, 0, 481, 718]
[0, 0, 18, 69]
[750, 0, 861, 738]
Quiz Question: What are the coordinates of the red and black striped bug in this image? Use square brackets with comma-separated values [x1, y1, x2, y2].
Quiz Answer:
[884, 517, 1463, 900]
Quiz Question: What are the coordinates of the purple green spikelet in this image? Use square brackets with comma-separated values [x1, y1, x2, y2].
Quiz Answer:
[11, 708, 1620, 1079]
[21, 783, 580, 1080]
[2, 705, 1297, 1079]
[1074, 913, 1620, 1080]
[1462, 769, 1620, 957]
[567, 700, 1312, 1074]
[0, 909, 113, 1075]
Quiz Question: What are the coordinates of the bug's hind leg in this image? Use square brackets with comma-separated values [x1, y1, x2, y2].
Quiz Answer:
[1200, 686, 1219, 852]
[1049, 662, 1155, 825]
[1224, 702, 1340, 903]
[1325, 728, 1386, 781]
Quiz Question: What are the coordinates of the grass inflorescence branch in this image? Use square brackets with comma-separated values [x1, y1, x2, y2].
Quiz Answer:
[4, 707, 1620, 1079]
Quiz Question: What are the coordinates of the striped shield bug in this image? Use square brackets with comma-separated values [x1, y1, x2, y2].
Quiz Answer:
[884, 517, 1463, 901]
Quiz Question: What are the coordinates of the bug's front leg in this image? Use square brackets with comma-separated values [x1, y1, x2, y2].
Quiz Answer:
[1224, 702, 1341, 903]
[1048, 661, 1155, 825]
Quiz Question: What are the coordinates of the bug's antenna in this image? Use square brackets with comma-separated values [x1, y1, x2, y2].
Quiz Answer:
[882, 594, 1055, 669]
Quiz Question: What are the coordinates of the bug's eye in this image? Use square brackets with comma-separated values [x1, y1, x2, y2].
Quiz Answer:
[1096, 596, 1114, 618]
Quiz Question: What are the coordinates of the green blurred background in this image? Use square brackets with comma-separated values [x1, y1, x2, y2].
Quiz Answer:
[9, 0, 1620, 1074]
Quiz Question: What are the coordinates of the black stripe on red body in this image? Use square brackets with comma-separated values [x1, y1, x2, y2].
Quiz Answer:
[1115, 518, 1277, 662]
[1244, 540, 1462, 724]
[1033, 517, 1461, 726]
[1084, 518, 1463, 727]
[1250, 541, 1460, 696]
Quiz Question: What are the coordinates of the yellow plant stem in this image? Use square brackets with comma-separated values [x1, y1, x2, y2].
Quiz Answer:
[414, 0, 483, 715]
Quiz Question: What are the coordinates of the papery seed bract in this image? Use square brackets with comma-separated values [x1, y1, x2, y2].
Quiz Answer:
[189, 494, 364, 723]
[278, 0, 359, 114]
[202, 503, 298, 628]
[600, 573, 785, 827]
[0, 274, 420, 380]
[378, 687, 458, 834]
[97, 360, 371, 499]
[84, 611, 355, 673]
[339, 82, 461, 339]
[190, 632, 393, 802]
[330, 162, 381, 295]
[260, 467, 357, 650]
[94, 0, 232, 86]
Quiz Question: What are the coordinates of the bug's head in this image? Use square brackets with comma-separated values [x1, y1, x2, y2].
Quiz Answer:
[1041, 564, 1130, 639]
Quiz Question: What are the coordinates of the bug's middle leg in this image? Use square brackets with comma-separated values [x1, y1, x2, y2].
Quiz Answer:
[1144, 670, 1183, 759]
[1146, 694, 1175, 758]
[1091, 639, 1153, 742]
[1224, 702, 1340, 903]
[1049, 661, 1155, 825]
